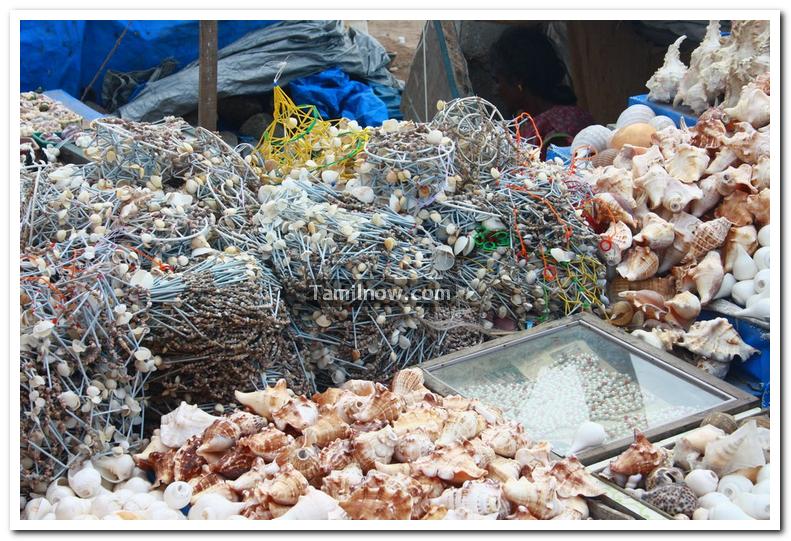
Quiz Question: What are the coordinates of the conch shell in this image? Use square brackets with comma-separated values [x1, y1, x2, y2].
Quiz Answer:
[393, 429, 435, 463]
[662, 177, 703, 213]
[633, 213, 674, 250]
[351, 425, 398, 472]
[544, 457, 605, 498]
[227, 411, 268, 436]
[392, 407, 447, 441]
[159, 402, 218, 449]
[435, 410, 485, 447]
[318, 437, 354, 473]
[590, 193, 636, 228]
[265, 463, 310, 506]
[724, 81, 770, 129]
[238, 425, 295, 461]
[272, 396, 319, 433]
[479, 422, 529, 458]
[339, 480, 414, 520]
[716, 191, 753, 227]
[198, 418, 241, 454]
[302, 412, 351, 448]
[599, 220, 633, 266]
[431, 479, 509, 518]
[592, 166, 637, 209]
[665, 144, 710, 183]
[664, 291, 701, 327]
[320, 463, 364, 501]
[353, 384, 403, 423]
[685, 251, 724, 304]
[234, 379, 294, 421]
[680, 217, 732, 265]
[646, 35, 688, 102]
[702, 421, 766, 477]
[746, 189, 770, 226]
[722, 225, 758, 272]
[619, 289, 667, 321]
[678, 317, 759, 363]
[502, 476, 564, 519]
[722, 122, 769, 163]
[616, 246, 659, 281]
[690, 175, 722, 217]
[609, 430, 668, 476]
[415, 440, 488, 485]
[713, 164, 756, 196]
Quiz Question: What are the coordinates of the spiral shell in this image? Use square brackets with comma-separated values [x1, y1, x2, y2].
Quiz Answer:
[680, 217, 732, 265]
[430, 479, 508, 518]
[435, 410, 486, 447]
[277, 445, 323, 486]
[610, 430, 668, 476]
[227, 410, 267, 436]
[198, 418, 241, 454]
[571, 124, 612, 153]
[353, 384, 404, 423]
[339, 480, 414, 520]
[616, 246, 659, 281]
[480, 422, 528, 458]
[302, 412, 351, 448]
[234, 379, 294, 421]
[173, 435, 207, 482]
[678, 317, 758, 363]
[210, 446, 256, 480]
[272, 396, 319, 433]
[616, 104, 656, 129]
[318, 437, 355, 473]
[545, 456, 605, 498]
[415, 440, 487, 485]
[394, 429, 436, 463]
[320, 463, 364, 501]
[238, 425, 295, 461]
[265, 464, 310, 506]
[351, 425, 398, 472]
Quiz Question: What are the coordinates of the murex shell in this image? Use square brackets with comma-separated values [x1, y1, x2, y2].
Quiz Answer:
[610, 430, 668, 476]
[678, 317, 758, 363]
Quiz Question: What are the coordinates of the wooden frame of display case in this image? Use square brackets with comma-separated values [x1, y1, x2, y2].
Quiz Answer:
[421, 312, 758, 466]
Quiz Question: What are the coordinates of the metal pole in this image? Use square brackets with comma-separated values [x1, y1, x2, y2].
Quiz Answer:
[198, 20, 218, 131]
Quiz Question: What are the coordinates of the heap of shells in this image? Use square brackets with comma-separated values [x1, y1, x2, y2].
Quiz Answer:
[20, 91, 83, 137]
[22, 368, 606, 520]
[645, 20, 770, 114]
[601, 414, 769, 520]
[576, 76, 769, 377]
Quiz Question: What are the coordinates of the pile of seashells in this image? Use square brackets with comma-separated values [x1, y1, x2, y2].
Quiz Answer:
[601, 412, 769, 520]
[646, 20, 769, 114]
[571, 69, 770, 378]
[20, 91, 83, 137]
[22, 368, 607, 520]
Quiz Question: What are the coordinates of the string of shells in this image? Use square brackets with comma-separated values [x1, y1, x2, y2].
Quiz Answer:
[22, 368, 607, 520]
[575, 75, 770, 378]
[600, 413, 769, 520]
[646, 20, 770, 114]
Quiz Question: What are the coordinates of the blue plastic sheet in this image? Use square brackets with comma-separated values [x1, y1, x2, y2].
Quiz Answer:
[288, 67, 388, 127]
[21, 20, 276, 104]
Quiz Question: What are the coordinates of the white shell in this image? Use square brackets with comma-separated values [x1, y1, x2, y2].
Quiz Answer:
[648, 115, 676, 131]
[616, 104, 655, 129]
[68, 462, 103, 499]
[93, 454, 135, 484]
[757, 464, 770, 484]
[116, 477, 152, 494]
[24, 497, 53, 520]
[275, 488, 346, 520]
[164, 481, 192, 510]
[54, 496, 92, 520]
[46, 478, 75, 504]
[713, 273, 737, 300]
[708, 501, 754, 520]
[731, 279, 755, 306]
[567, 421, 607, 455]
[698, 491, 731, 509]
[453, 235, 468, 256]
[188, 493, 248, 520]
[757, 225, 770, 247]
[735, 298, 769, 319]
[685, 469, 719, 497]
[753, 246, 770, 271]
[732, 243, 758, 281]
[631, 329, 664, 350]
[752, 480, 770, 495]
[159, 402, 218, 448]
[646, 35, 687, 103]
[433, 244, 456, 272]
[734, 492, 770, 519]
[90, 493, 123, 518]
[571, 125, 612, 153]
[718, 474, 753, 500]
[692, 507, 709, 520]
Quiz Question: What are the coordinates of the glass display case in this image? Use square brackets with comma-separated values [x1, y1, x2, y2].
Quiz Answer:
[423, 313, 757, 463]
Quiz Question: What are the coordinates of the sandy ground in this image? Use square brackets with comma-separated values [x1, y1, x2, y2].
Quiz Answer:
[366, 20, 425, 79]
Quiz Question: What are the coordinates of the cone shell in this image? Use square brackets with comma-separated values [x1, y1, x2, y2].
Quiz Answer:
[678, 318, 759, 363]
[302, 412, 351, 448]
[272, 396, 320, 433]
[234, 379, 293, 421]
[610, 430, 668, 476]
[616, 246, 659, 281]
[239, 426, 295, 461]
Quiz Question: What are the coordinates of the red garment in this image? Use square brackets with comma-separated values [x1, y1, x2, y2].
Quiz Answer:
[518, 105, 595, 156]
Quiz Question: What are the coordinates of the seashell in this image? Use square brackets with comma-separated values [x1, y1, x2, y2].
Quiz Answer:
[239, 425, 295, 461]
[571, 124, 612, 153]
[731, 279, 755, 306]
[341, 379, 377, 397]
[211, 446, 256, 480]
[616, 246, 659, 281]
[567, 421, 607, 455]
[392, 407, 447, 441]
[68, 461, 103, 499]
[599, 220, 633, 265]
[717, 474, 754, 500]
[724, 82, 770, 129]
[188, 493, 248, 520]
[436, 410, 485, 447]
[730, 243, 757, 281]
[648, 115, 676, 132]
[227, 410, 268, 436]
[645, 466, 685, 491]
[334, 391, 372, 424]
[723, 122, 770, 163]
[642, 483, 698, 518]
[592, 165, 637, 209]
[733, 492, 770, 520]
[234, 379, 294, 421]
[713, 273, 737, 301]
[701, 412, 738, 435]
[275, 487, 347, 520]
[686, 251, 724, 304]
[711, 164, 756, 198]
[352, 425, 398, 472]
[394, 429, 435, 463]
[545, 456, 605, 498]
[339, 481, 413, 520]
[503, 476, 563, 519]
[752, 155, 770, 191]
[320, 463, 364, 501]
[316, 438, 353, 475]
[681, 217, 732, 265]
[608, 301, 634, 327]
[198, 418, 241, 454]
[158, 402, 218, 449]
[390, 367, 425, 396]
[480, 422, 527, 458]
[664, 291, 701, 326]
[738, 297, 770, 319]
[610, 430, 667, 476]
[690, 175, 722, 217]
[416, 440, 487, 485]
[487, 456, 522, 482]
[608, 276, 676, 301]
[24, 497, 54, 520]
[722, 225, 759, 272]
[632, 329, 665, 350]
[591, 148, 618, 168]
[431, 479, 508, 518]
[93, 454, 136, 484]
[715, 191, 753, 227]
[302, 412, 350, 448]
[590, 192, 636, 228]
[619, 289, 666, 320]
[685, 469, 719, 497]
[680, 424, 727, 455]
[652, 125, 693, 160]
[704, 422, 766, 477]
[467, 437, 497, 469]
[692, 507, 709, 520]
[646, 36, 687, 102]
[610, 123, 656, 150]
[514, 441, 553, 470]
[665, 144, 710, 183]
[172, 435, 206, 482]
[272, 395, 319, 433]
[163, 481, 192, 510]
[617, 104, 656, 129]
[662, 177, 703, 213]
[188, 471, 234, 504]
[265, 463, 310, 506]
[753, 252, 770, 281]
[697, 358, 731, 379]
[277, 445, 323, 486]
[709, 500, 754, 520]
[433, 244, 456, 272]
[473, 402, 505, 425]
[54, 496, 92, 520]
[692, 108, 728, 150]
[353, 384, 403, 423]
[312, 387, 346, 408]
[679, 318, 758, 363]
[634, 213, 674, 250]
[746, 189, 770, 226]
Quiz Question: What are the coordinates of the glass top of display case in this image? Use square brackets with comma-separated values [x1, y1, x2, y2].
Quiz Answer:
[423, 314, 756, 462]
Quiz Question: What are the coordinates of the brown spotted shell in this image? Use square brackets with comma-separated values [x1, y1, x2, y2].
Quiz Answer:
[353, 384, 403, 423]
[173, 435, 207, 482]
[210, 446, 257, 480]
[227, 410, 267, 436]
[610, 430, 668, 476]
[642, 483, 698, 518]
[148, 448, 176, 488]
[414, 440, 487, 485]
[390, 367, 425, 395]
[189, 471, 236, 504]
[238, 425, 295, 461]
[318, 437, 354, 473]
[265, 463, 309, 506]
[351, 425, 398, 472]
[276, 445, 323, 486]
[272, 396, 320, 433]
[198, 417, 241, 454]
[320, 463, 364, 501]
[392, 406, 447, 441]
[302, 412, 350, 448]
[339, 480, 414, 520]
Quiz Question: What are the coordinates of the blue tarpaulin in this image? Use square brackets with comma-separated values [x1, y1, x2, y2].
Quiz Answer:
[21, 20, 276, 102]
[288, 67, 388, 127]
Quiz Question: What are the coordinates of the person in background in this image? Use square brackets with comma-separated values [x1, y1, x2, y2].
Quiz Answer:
[490, 26, 595, 158]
